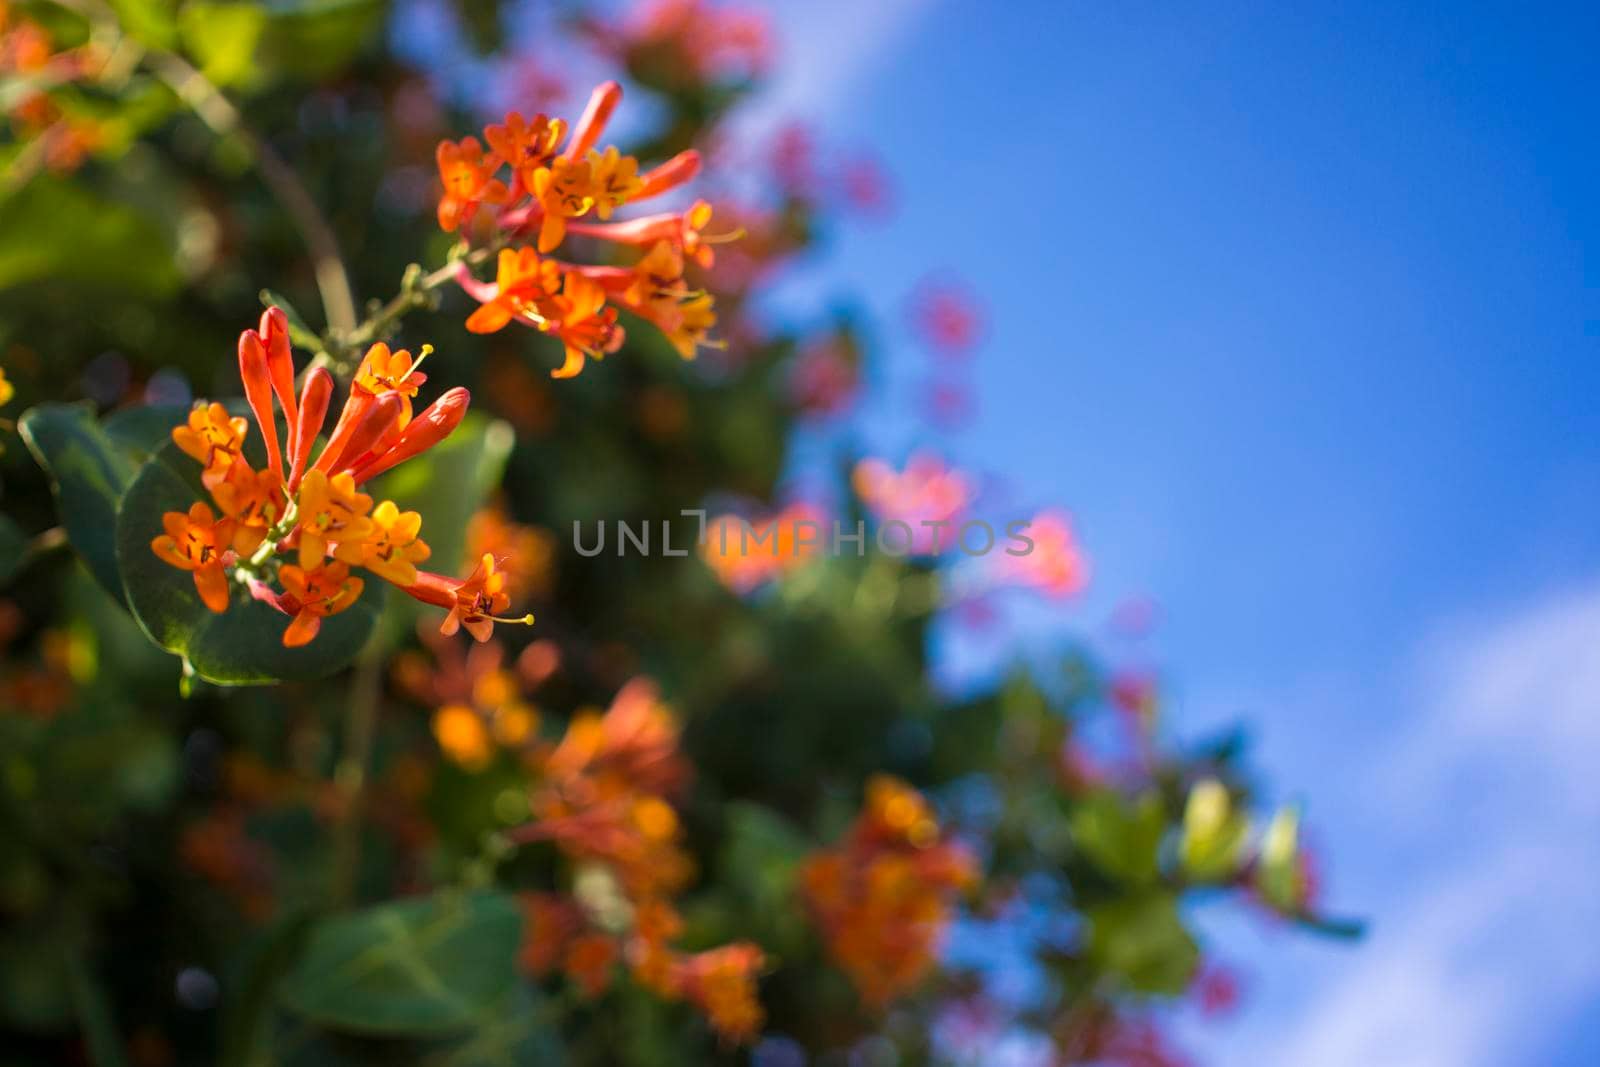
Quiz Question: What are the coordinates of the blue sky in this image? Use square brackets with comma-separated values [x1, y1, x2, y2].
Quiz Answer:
[759, 0, 1600, 1062]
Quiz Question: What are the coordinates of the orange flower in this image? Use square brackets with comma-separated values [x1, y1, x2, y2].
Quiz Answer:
[440, 82, 734, 379]
[275, 562, 364, 647]
[293, 470, 374, 570]
[403, 553, 529, 643]
[564, 934, 619, 998]
[531, 155, 597, 252]
[435, 136, 509, 232]
[171, 403, 248, 488]
[800, 775, 975, 1008]
[151, 503, 239, 613]
[444, 553, 513, 641]
[483, 111, 566, 191]
[657, 292, 717, 360]
[586, 146, 643, 220]
[543, 678, 688, 796]
[517, 893, 582, 976]
[547, 273, 624, 379]
[333, 500, 430, 587]
[671, 943, 766, 1044]
[352, 342, 429, 418]
[432, 703, 493, 769]
[209, 458, 287, 544]
[568, 199, 726, 268]
[464, 247, 563, 334]
[701, 503, 825, 593]
[0, 366, 13, 407]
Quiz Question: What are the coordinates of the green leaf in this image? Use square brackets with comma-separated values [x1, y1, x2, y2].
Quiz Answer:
[108, 0, 178, 49]
[114, 436, 383, 685]
[180, 2, 267, 86]
[0, 178, 180, 295]
[1085, 893, 1200, 996]
[279, 891, 522, 1036]
[419, 985, 566, 1067]
[19, 403, 136, 603]
[103, 405, 188, 466]
[1070, 790, 1167, 885]
[0, 514, 25, 586]
[220, 910, 317, 1067]
[257, 0, 385, 81]
[372, 412, 514, 589]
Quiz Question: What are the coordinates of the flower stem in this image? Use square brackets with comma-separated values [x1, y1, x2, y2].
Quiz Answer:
[329, 637, 384, 906]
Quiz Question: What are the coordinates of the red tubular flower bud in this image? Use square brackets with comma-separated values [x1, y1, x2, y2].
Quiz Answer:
[399, 570, 459, 610]
[237, 331, 284, 480]
[347, 387, 470, 485]
[636, 149, 701, 200]
[563, 80, 622, 161]
[315, 392, 403, 478]
[288, 367, 333, 491]
[260, 307, 298, 452]
[321, 386, 372, 463]
[333, 392, 405, 474]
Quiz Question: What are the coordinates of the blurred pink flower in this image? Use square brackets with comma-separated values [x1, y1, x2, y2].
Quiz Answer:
[836, 152, 894, 218]
[995, 509, 1088, 598]
[852, 453, 973, 554]
[908, 276, 985, 357]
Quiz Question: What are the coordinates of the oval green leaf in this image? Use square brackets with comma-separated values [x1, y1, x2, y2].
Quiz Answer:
[278, 891, 522, 1036]
[19, 403, 137, 604]
[114, 435, 382, 685]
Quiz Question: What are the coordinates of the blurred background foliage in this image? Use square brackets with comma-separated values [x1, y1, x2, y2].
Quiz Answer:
[0, 0, 1354, 1064]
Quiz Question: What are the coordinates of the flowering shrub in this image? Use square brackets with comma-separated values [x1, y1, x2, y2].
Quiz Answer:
[0, 0, 1358, 1064]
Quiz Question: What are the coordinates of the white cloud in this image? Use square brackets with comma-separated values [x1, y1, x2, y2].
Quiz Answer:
[1262, 580, 1600, 1067]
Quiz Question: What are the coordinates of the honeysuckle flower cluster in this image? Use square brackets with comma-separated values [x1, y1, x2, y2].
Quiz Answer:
[800, 775, 976, 1008]
[150, 308, 533, 647]
[440, 676, 766, 1043]
[436, 80, 737, 378]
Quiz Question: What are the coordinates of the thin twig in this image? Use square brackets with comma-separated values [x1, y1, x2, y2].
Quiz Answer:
[46, 0, 359, 335]
[141, 49, 358, 336]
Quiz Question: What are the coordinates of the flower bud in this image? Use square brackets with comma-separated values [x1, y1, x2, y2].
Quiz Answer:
[237, 330, 283, 480]
[348, 387, 470, 484]
[564, 80, 622, 161]
[260, 307, 298, 448]
[288, 367, 333, 490]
